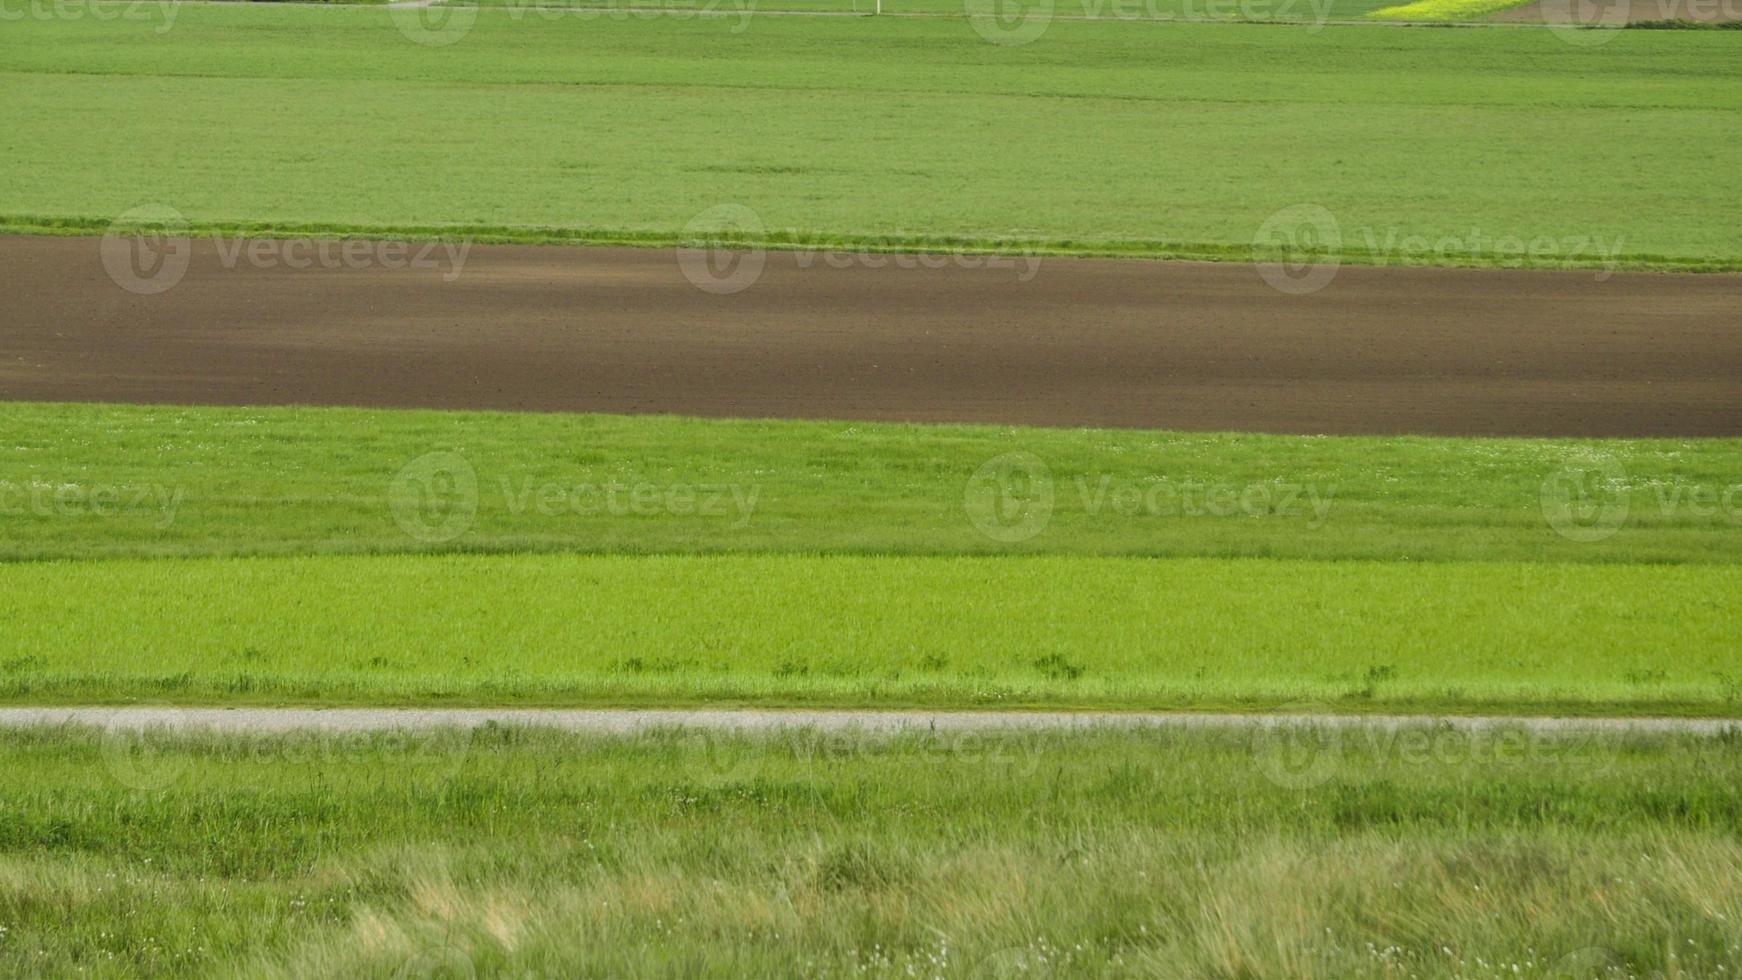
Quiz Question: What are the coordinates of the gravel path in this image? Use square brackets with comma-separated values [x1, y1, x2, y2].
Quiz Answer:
[0, 707, 1733, 735]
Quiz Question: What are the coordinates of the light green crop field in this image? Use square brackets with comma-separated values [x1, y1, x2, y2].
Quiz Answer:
[1, 725, 1739, 977]
[2, 8, 1739, 269]
[3, 552, 1740, 713]
[3, 403, 1739, 713]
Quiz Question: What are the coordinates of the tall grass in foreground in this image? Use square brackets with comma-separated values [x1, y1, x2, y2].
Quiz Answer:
[0, 725, 1737, 977]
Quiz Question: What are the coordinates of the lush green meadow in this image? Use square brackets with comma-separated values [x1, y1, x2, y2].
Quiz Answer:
[2, 8, 1739, 268]
[2, 552, 1739, 712]
[5, 402, 1739, 565]
[3, 402, 1738, 712]
[0, 725, 1737, 977]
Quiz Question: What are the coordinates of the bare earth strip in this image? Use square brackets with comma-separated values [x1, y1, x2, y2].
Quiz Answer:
[2, 707, 1734, 734]
[2, 236, 1738, 436]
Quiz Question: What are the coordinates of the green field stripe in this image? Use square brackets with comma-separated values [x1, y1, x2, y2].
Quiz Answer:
[6, 213, 1735, 273]
[3, 402, 1740, 565]
[2, 552, 1738, 713]
[2, 10, 1738, 271]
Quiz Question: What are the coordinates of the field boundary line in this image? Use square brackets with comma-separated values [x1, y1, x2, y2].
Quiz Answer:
[98, 0, 1608, 28]
[7, 221, 1737, 274]
[2, 707, 1736, 734]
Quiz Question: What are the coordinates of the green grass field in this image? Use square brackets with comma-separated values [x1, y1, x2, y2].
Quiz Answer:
[5, 2, 1740, 974]
[2, 8, 1739, 269]
[2, 725, 1738, 977]
[3, 402, 1738, 712]
[3, 552, 1739, 712]
[6, 402, 1739, 565]
[2, 10, 1737, 717]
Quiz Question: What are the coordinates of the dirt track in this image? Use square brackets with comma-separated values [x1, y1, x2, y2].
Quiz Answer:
[2, 235, 1737, 437]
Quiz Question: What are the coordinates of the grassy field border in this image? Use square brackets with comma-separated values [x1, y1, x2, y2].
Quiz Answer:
[3, 689, 1737, 717]
[8, 214, 1738, 274]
